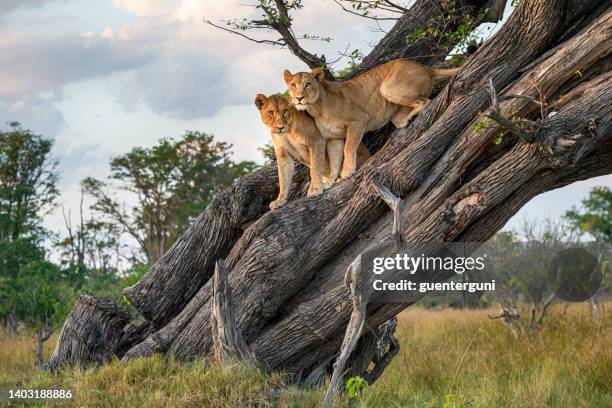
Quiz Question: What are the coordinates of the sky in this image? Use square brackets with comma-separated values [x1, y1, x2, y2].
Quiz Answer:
[1, 0, 609, 241]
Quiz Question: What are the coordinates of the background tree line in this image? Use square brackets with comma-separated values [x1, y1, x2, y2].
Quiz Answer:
[0, 121, 257, 367]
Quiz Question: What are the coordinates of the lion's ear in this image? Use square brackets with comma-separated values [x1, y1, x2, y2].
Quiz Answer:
[255, 94, 267, 110]
[311, 67, 325, 82]
[283, 69, 293, 84]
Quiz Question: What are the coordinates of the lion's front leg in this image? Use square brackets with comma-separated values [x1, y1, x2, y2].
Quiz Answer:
[271, 147, 295, 210]
[341, 122, 366, 179]
[307, 140, 326, 198]
[325, 139, 344, 184]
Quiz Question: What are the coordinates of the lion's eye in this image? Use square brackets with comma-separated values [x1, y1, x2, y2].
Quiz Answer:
[283, 109, 289, 117]
[268, 111, 274, 118]
[291, 83, 296, 88]
[305, 82, 311, 88]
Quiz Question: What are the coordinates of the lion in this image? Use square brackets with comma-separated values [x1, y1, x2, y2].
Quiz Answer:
[255, 93, 370, 210]
[284, 59, 460, 179]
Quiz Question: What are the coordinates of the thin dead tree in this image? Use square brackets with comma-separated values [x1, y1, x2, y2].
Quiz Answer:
[47, 0, 611, 403]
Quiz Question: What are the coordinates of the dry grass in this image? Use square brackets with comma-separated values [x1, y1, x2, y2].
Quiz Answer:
[1, 304, 610, 407]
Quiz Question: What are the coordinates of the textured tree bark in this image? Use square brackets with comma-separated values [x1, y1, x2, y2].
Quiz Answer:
[48, 0, 610, 390]
[44, 294, 130, 371]
[211, 259, 259, 368]
[122, 164, 310, 328]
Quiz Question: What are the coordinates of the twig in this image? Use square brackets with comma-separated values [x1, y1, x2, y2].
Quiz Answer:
[485, 78, 542, 143]
[332, 0, 400, 21]
[204, 19, 285, 46]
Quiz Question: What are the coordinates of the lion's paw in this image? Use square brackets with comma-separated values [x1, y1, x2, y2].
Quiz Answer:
[270, 198, 287, 210]
[307, 186, 324, 198]
[322, 177, 335, 189]
[340, 167, 356, 180]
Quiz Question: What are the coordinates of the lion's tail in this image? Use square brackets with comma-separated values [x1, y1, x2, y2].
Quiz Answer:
[431, 67, 461, 80]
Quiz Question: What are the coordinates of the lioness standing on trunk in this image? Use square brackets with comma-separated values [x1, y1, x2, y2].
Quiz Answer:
[255, 94, 369, 209]
[284, 59, 459, 179]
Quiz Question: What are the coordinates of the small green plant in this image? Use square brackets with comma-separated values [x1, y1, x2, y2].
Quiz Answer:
[443, 394, 468, 408]
[472, 117, 493, 134]
[405, 3, 488, 61]
[346, 375, 368, 399]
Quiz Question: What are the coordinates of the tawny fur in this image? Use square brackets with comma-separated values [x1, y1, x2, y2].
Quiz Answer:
[255, 94, 370, 210]
[284, 59, 459, 178]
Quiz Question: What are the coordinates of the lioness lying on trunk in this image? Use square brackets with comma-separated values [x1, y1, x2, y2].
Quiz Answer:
[255, 94, 369, 209]
[284, 59, 459, 179]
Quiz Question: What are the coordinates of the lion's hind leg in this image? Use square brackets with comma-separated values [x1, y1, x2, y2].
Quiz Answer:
[380, 71, 432, 127]
[389, 98, 430, 128]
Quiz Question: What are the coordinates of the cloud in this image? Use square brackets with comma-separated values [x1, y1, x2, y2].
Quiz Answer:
[0, 0, 59, 17]
[116, 52, 231, 118]
[0, 28, 158, 98]
[116, 45, 296, 118]
[111, 0, 180, 17]
[0, 95, 66, 137]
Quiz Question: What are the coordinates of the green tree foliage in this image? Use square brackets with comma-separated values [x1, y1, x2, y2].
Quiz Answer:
[565, 186, 612, 244]
[83, 131, 257, 264]
[0, 237, 46, 324]
[0, 122, 58, 241]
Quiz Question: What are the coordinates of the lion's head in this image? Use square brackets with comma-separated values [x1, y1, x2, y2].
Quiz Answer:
[254, 94, 294, 134]
[283, 67, 325, 111]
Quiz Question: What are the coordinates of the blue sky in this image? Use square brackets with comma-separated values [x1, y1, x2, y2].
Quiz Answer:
[1, 0, 609, 240]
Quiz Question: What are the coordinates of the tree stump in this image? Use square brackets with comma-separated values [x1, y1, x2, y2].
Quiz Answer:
[44, 294, 130, 371]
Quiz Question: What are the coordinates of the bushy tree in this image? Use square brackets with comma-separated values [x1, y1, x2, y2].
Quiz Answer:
[565, 186, 611, 244]
[564, 186, 611, 314]
[83, 132, 257, 264]
[0, 122, 58, 241]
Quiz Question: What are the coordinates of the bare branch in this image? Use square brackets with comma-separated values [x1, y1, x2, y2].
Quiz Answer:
[485, 78, 542, 143]
[323, 258, 369, 408]
[203, 19, 285, 46]
[332, 0, 400, 21]
[534, 292, 555, 326]
[371, 179, 405, 245]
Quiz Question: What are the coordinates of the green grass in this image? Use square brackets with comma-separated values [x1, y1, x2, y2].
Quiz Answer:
[1, 305, 610, 407]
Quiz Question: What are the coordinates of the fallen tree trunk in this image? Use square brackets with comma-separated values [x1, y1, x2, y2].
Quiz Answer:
[48, 0, 611, 392]
[44, 294, 130, 371]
